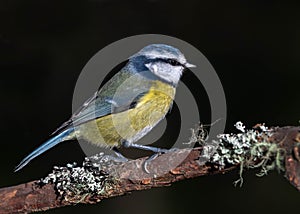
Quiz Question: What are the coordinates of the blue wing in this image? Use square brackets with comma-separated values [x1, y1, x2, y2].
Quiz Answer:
[15, 66, 156, 171]
[51, 67, 155, 135]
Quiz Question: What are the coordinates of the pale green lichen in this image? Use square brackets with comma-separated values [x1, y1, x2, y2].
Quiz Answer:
[40, 153, 120, 202]
[200, 122, 286, 186]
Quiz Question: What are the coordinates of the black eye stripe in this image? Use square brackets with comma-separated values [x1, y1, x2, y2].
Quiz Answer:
[147, 58, 184, 67]
[156, 58, 182, 66]
[167, 59, 182, 66]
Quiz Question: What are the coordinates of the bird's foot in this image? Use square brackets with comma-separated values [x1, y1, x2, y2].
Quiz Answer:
[143, 148, 178, 174]
[120, 141, 178, 173]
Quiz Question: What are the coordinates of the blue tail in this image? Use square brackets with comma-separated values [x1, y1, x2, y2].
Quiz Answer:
[14, 128, 74, 172]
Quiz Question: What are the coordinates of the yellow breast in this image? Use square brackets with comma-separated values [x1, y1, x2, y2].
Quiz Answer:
[77, 80, 176, 147]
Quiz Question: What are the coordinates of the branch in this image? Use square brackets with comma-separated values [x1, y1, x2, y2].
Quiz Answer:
[1, 125, 300, 213]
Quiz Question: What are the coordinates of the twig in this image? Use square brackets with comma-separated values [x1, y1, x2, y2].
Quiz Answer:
[0, 125, 299, 213]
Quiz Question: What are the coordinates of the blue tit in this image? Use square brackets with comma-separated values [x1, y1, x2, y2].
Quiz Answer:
[15, 44, 196, 172]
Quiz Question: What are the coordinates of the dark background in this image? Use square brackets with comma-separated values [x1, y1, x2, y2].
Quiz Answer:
[1, 0, 300, 213]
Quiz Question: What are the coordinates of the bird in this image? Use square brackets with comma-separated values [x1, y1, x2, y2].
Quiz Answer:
[15, 44, 196, 172]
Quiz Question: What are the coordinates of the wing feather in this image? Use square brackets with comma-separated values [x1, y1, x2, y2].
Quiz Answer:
[51, 67, 154, 135]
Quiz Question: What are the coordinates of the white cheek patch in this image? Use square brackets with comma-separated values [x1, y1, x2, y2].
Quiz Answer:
[152, 64, 158, 73]
[145, 62, 183, 85]
[145, 62, 158, 73]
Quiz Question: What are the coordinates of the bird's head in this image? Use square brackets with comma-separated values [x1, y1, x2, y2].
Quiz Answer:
[130, 44, 195, 85]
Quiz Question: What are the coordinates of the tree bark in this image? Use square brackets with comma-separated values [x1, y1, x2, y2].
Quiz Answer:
[0, 126, 299, 213]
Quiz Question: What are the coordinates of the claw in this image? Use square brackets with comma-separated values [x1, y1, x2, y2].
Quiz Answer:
[112, 147, 129, 162]
[143, 153, 159, 173]
[142, 148, 178, 173]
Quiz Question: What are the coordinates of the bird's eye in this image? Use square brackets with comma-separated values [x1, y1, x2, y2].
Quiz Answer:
[167, 59, 181, 66]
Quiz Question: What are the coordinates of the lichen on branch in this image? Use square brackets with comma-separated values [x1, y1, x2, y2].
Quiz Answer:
[199, 122, 286, 185]
[2, 123, 299, 213]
